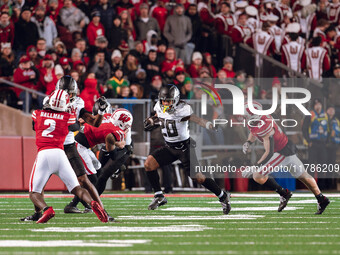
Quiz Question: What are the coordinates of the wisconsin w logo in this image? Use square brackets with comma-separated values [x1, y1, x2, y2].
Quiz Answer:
[118, 114, 131, 123]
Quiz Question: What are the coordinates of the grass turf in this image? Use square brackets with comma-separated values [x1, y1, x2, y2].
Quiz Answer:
[0, 193, 339, 255]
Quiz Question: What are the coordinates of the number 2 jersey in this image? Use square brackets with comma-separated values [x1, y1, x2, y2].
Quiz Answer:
[43, 95, 84, 145]
[247, 115, 288, 152]
[32, 109, 76, 152]
[154, 101, 193, 143]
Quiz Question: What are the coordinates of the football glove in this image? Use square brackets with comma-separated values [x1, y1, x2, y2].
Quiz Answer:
[144, 116, 160, 131]
[97, 96, 109, 112]
[242, 141, 251, 154]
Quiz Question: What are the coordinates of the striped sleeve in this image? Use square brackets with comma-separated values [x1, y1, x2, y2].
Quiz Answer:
[113, 129, 126, 142]
[67, 114, 77, 125]
[257, 122, 274, 137]
[32, 110, 37, 120]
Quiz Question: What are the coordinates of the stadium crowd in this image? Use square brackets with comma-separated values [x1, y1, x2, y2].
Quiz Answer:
[1, 0, 340, 112]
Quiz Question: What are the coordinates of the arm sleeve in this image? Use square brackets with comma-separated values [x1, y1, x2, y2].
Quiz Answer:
[68, 121, 80, 131]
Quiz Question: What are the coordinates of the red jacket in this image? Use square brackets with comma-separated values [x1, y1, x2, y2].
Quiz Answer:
[0, 22, 14, 46]
[186, 64, 201, 78]
[13, 67, 38, 97]
[199, 7, 215, 26]
[151, 6, 168, 32]
[221, 68, 235, 78]
[86, 21, 105, 46]
[38, 67, 58, 95]
[79, 78, 100, 112]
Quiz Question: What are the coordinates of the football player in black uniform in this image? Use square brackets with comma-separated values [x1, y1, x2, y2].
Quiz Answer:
[144, 85, 231, 214]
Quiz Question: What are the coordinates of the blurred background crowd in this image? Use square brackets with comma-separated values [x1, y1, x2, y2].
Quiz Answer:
[1, 0, 340, 111]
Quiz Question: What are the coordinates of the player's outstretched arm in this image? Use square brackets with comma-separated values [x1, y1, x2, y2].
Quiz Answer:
[257, 131, 274, 165]
[184, 114, 215, 130]
[79, 97, 109, 127]
[79, 109, 103, 127]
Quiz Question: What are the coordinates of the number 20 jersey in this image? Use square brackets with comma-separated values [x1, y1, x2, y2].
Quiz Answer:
[32, 109, 76, 152]
[154, 101, 193, 143]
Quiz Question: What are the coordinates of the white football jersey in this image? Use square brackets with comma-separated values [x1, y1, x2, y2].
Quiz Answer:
[154, 101, 192, 143]
[64, 97, 85, 145]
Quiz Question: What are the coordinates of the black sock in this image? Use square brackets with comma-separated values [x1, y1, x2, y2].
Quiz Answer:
[315, 193, 324, 203]
[88, 174, 98, 185]
[146, 170, 162, 193]
[81, 199, 91, 209]
[201, 178, 223, 198]
[68, 196, 80, 207]
[263, 177, 287, 196]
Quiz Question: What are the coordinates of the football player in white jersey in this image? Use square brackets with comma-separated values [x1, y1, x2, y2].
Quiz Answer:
[21, 76, 110, 221]
[144, 85, 231, 214]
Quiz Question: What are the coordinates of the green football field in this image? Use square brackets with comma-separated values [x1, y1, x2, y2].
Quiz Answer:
[0, 193, 339, 255]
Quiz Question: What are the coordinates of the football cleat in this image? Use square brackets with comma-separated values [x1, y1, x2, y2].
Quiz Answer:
[148, 195, 168, 210]
[219, 191, 231, 215]
[83, 207, 93, 214]
[36, 207, 55, 224]
[278, 190, 293, 212]
[104, 209, 115, 222]
[20, 211, 42, 222]
[91, 201, 108, 223]
[64, 205, 82, 214]
[315, 196, 330, 215]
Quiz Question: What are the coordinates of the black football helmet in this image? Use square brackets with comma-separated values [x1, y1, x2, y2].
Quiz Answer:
[55, 75, 78, 102]
[158, 85, 180, 113]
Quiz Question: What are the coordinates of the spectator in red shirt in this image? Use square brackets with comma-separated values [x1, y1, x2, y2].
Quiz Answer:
[58, 57, 71, 75]
[161, 47, 178, 73]
[151, 0, 168, 32]
[0, 12, 14, 46]
[79, 74, 101, 112]
[221, 56, 235, 78]
[13, 55, 41, 112]
[38, 54, 58, 95]
[186, 51, 203, 78]
[87, 11, 105, 46]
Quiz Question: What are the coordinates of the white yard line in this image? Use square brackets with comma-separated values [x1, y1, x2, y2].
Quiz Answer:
[31, 225, 212, 233]
[117, 215, 263, 220]
[0, 239, 150, 248]
[161, 207, 302, 211]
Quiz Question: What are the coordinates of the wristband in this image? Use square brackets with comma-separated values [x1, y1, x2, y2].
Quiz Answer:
[206, 121, 213, 129]
[246, 140, 253, 145]
[98, 109, 105, 115]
